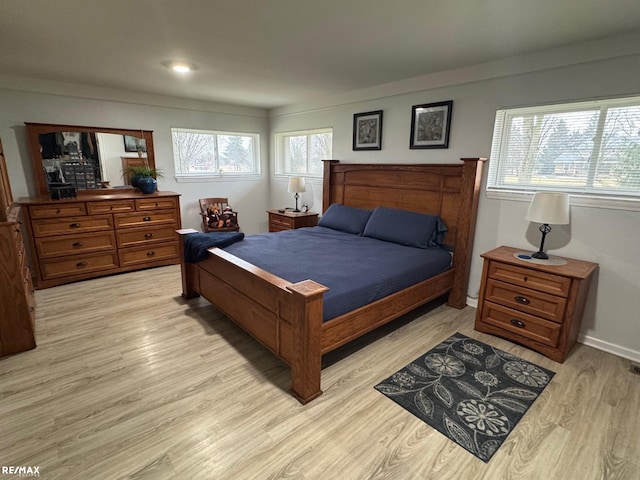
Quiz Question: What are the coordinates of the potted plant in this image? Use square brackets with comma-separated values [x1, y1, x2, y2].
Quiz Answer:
[123, 165, 165, 193]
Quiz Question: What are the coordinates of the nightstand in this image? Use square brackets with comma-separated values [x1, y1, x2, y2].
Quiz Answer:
[267, 210, 318, 232]
[474, 245, 597, 362]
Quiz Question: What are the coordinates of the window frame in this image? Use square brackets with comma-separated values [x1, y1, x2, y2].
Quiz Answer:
[486, 95, 640, 211]
[171, 127, 261, 180]
[274, 127, 333, 178]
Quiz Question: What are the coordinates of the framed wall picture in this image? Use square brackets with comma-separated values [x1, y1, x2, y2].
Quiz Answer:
[123, 135, 146, 153]
[409, 100, 453, 149]
[353, 110, 383, 150]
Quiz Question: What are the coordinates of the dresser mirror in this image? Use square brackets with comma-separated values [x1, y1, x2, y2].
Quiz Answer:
[25, 122, 156, 196]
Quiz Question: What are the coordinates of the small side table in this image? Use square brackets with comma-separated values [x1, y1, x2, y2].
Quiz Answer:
[267, 210, 318, 232]
[474, 245, 598, 362]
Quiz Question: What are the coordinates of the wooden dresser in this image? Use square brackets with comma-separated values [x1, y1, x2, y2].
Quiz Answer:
[0, 138, 37, 356]
[267, 209, 318, 232]
[474, 245, 597, 362]
[19, 191, 182, 289]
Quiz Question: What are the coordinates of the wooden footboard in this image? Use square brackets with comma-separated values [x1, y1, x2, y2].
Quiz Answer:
[178, 158, 486, 404]
[178, 230, 328, 403]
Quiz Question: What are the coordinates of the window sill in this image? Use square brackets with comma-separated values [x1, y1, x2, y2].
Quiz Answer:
[486, 188, 640, 212]
[175, 174, 262, 183]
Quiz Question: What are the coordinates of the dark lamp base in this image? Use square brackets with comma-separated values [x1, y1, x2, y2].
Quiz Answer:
[531, 251, 549, 260]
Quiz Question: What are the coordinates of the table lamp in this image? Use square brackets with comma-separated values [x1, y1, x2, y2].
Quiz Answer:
[525, 192, 570, 259]
[288, 177, 306, 212]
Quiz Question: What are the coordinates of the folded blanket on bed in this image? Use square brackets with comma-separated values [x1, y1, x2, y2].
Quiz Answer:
[184, 232, 245, 263]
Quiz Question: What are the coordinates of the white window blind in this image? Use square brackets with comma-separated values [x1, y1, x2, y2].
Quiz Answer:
[487, 96, 640, 204]
[275, 128, 332, 177]
[172, 128, 259, 177]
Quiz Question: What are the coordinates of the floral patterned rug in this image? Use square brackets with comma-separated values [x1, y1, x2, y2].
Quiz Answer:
[374, 332, 555, 462]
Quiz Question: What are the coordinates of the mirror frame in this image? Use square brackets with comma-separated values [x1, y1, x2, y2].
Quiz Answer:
[25, 122, 156, 196]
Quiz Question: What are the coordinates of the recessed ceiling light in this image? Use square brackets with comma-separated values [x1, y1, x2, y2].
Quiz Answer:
[162, 60, 198, 74]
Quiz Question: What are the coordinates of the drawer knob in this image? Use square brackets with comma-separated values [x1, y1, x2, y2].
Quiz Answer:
[144, 233, 154, 238]
[69, 223, 81, 228]
[514, 295, 530, 305]
[146, 251, 155, 256]
[76, 261, 88, 267]
[72, 242, 84, 247]
[511, 319, 526, 329]
[143, 216, 152, 221]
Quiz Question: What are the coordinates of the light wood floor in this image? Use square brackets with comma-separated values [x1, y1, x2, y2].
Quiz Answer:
[1, 265, 638, 480]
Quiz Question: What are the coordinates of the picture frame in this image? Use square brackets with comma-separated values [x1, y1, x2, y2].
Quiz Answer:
[123, 135, 146, 153]
[353, 110, 383, 150]
[409, 100, 453, 149]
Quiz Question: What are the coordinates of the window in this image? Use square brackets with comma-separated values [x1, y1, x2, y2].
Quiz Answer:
[172, 128, 259, 177]
[487, 96, 640, 207]
[275, 128, 333, 177]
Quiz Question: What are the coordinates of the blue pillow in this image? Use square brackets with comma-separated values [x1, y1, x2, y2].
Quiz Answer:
[362, 206, 440, 249]
[318, 203, 372, 235]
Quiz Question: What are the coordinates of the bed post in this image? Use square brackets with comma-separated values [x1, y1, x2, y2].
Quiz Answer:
[322, 159, 340, 212]
[447, 157, 487, 308]
[177, 228, 200, 299]
[287, 280, 329, 404]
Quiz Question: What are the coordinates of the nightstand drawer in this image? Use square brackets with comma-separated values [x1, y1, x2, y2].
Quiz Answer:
[488, 261, 571, 297]
[269, 214, 294, 229]
[481, 302, 561, 347]
[484, 278, 567, 323]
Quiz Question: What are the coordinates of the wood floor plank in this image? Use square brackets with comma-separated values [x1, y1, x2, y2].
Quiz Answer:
[0, 265, 638, 479]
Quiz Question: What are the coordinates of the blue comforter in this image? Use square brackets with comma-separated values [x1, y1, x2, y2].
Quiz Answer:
[222, 226, 452, 322]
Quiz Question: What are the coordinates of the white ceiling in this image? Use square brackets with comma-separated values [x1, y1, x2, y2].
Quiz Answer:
[1, 0, 640, 110]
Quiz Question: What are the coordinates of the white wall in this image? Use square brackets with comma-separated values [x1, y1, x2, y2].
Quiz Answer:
[0, 87, 270, 234]
[269, 42, 640, 361]
[1, 34, 639, 361]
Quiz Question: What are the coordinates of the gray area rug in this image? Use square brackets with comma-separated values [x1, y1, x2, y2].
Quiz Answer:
[375, 332, 554, 462]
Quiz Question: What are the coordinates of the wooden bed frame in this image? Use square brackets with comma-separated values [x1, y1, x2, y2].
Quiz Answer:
[177, 158, 486, 404]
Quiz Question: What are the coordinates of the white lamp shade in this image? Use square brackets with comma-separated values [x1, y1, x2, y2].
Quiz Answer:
[526, 192, 570, 225]
[288, 177, 306, 193]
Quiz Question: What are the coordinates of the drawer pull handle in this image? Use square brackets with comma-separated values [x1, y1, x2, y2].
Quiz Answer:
[72, 242, 84, 247]
[511, 319, 526, 329]
[143, 216, 152, 221]
[76, 261, 88, 267]
[514, 295, 530, 305]
[146, 251, 155, 256]
[69, 223, 81, 228]
[144, 233, 154, 238]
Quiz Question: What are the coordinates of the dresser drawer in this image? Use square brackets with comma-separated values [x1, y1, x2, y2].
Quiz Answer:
[40, 252, 119, 280]
[480, 302, 561, 348]
[35, 231, 116, 258]
[86, 200, 135, 215]
[114, 210, 178, 229]
[28, 202, 86, 219]
[119, 241, 180, 267]
[32, 215, 113, 237]
[116, 226, 177, 248]
[135, 197, 178, 211]
[484, 278, 567, 323]
[488, 261, 571, 297]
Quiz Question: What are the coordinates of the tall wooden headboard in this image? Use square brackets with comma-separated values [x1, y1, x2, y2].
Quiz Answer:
[322, 158, 486, 307]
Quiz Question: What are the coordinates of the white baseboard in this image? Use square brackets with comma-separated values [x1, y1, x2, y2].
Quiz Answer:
[466, 296, 478, 309]
[578, 334, 640, 364]
[465, 297, 640, 363]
